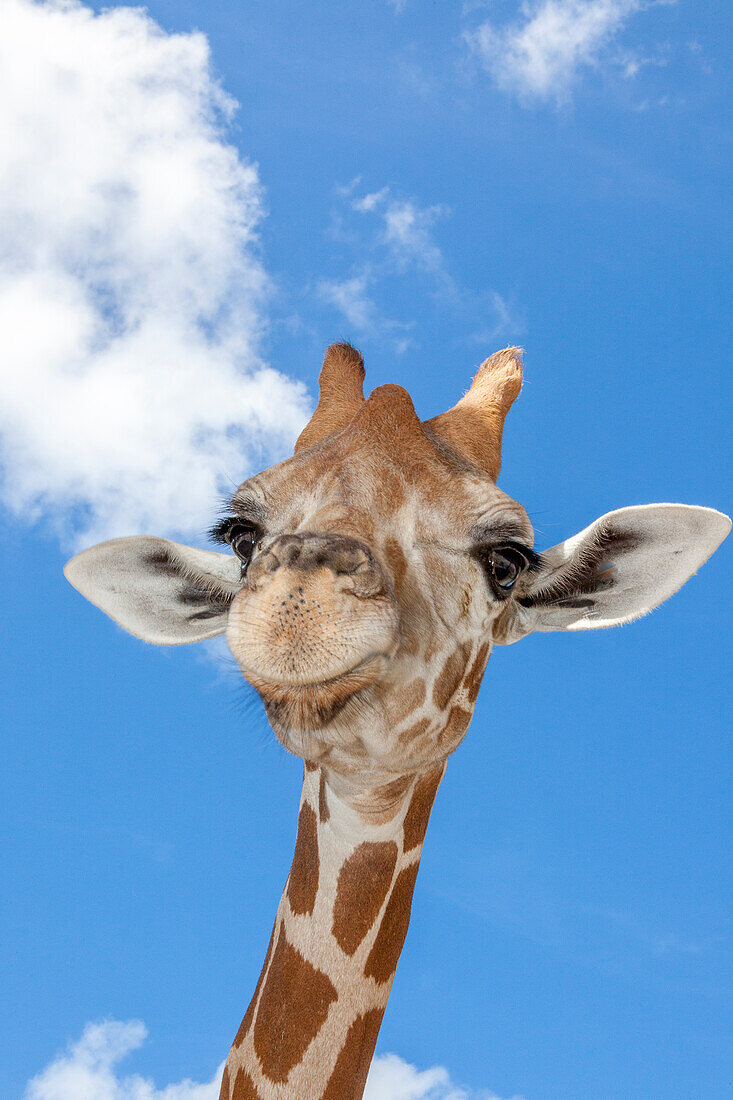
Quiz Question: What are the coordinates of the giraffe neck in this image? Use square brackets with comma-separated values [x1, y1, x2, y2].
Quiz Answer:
[220, 760, 445, 1100]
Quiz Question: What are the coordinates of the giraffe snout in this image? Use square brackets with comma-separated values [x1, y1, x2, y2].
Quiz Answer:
[251, 532, 389, 599]
[226, 531, 399, 709]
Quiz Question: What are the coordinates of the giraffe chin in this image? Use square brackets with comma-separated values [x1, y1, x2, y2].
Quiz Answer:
[246, 655, 384, 741]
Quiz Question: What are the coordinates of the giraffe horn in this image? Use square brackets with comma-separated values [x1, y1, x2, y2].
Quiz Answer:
[294, 342, 366, 453]
[424, 346, 523, 481]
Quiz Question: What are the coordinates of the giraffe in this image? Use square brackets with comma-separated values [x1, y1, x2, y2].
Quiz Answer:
[64, 343, 729, 1100]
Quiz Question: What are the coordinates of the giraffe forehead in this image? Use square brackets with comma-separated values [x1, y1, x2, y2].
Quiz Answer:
[244, 443, 512, 539]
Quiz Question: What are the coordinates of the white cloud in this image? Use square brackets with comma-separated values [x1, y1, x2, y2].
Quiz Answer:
[0, 0, 310, 548]
[353, 188, 392, 213]
[617, 43, 670, 79]
[26, 1020, 523, 1100]
[366, 1052, 523, 1099]
[382, 200, 448, 276]
[467, 0, 664, 103]
[367, 1055, 459, 1099]
[317, 267, 414, 353]
[24, 1020, 223, 1100]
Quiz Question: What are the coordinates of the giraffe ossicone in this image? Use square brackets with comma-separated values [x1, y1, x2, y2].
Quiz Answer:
[64, 345, 730, 1100]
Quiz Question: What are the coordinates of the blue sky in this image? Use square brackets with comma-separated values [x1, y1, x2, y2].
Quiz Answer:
[1, 1, 731, 1098]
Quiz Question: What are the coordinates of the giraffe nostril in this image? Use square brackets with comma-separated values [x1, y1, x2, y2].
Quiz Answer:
[333, 549, 371, 576]
[279, 538, 303, 568]
[263, 534, 384, 587]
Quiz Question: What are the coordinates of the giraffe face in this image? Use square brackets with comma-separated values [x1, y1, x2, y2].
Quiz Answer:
[222, 385, 535, 775]
[63, 344, 730, 785]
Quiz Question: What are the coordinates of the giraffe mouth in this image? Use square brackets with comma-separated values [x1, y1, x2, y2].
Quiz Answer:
[246, 654, 384, 731]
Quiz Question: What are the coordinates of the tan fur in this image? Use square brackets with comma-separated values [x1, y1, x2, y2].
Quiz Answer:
[425, 346, 523, 479]
[220, 344, 528, 1098]
[62, 340, 729, 1100]
[294, 344, 365, 453]
[224, 765, 445, 1100]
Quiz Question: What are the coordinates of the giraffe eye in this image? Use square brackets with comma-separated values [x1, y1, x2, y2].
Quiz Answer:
[228, 524, 258, 574]
[485, 546, 527, 595]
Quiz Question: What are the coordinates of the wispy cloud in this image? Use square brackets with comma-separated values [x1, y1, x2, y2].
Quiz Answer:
[617, 43, 670, 78]
[319, 183, 522, 349]
[25, 1019, 522, 1100]
[465, 0, 673, 104]
[377, 197, 449, 276]
[471, 291, 527, 344]
[0, 0, 310, 548]
[318, 270, 381, 330]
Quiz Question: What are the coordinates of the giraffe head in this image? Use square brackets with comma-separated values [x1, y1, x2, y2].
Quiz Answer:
[64, 344, 730, 781]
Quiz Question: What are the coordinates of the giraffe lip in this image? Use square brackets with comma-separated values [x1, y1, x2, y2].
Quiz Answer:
[240, 655, 386, 734]
[244, 653, 384, 695]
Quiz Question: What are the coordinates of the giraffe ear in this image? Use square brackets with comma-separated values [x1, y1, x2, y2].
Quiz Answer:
[493, 505, 730, 644]
[64, 536, 242, 645]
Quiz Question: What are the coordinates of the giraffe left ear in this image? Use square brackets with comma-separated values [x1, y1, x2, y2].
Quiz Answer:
[493, 504, 730, 644]
[64, 536, 242, 644]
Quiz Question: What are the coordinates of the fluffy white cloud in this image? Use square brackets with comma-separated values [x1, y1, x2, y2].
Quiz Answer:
[25, 1020, 522, 1100]
[467, 0, 662, 103]
[0, 0, 310, 548]
[367, 1055, 459, 1099]
[24, 1020, 223, 1100]
[366, 1051, 523, 1099]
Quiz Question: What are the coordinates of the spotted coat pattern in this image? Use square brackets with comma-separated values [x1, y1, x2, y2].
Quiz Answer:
[218, 345, 528, 1099]
[220, 763, 445, 1100]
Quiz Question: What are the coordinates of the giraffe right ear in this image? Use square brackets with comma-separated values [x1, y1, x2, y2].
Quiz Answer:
[64, 536, 242, 645]
[492, 504, 730, 645]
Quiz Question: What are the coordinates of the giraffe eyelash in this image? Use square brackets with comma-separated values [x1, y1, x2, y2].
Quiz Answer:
[209, 517, 238, 545]
[209, 516, 263, 546]
[472, 539, 544, 573]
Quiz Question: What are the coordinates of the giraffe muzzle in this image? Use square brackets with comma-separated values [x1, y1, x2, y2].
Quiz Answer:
[225, 532, 399, 725]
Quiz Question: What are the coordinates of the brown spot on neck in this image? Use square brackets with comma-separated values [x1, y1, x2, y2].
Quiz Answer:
[287, 802, 319, 916]
[402, 765, 444, 853]
[356, 774, 413, 823]
[398, 715, 431, 747]
[253, 927, 337, 1083]
[319, 769, 330, 823]
[334, 774, 412, 824]
[332, 841, 399, 955]
[321, 1009, 385, 1100]
[389, 676, 427, 726]
[433, 641, 472, 711]
[465, 641, 490, 703]
[231, 1067, 261, 1099]
[234, 920, 278, 1047]
[363, 862, 420, 984]
[440, 705, 472, 749]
